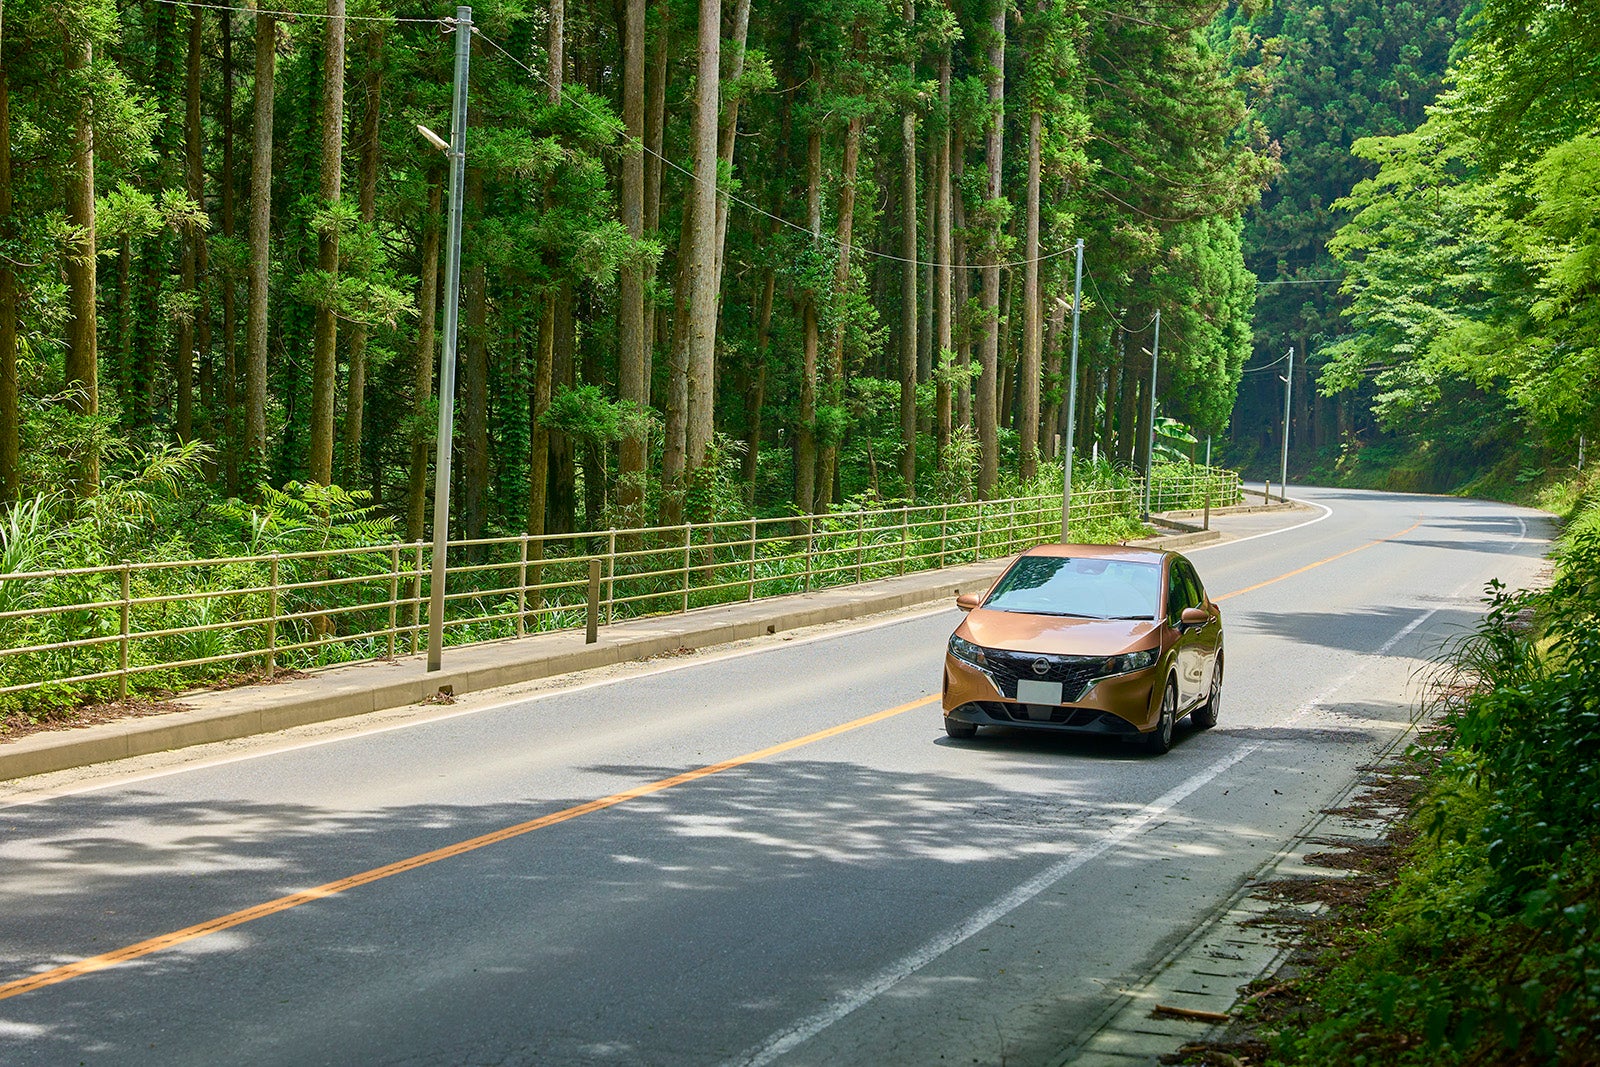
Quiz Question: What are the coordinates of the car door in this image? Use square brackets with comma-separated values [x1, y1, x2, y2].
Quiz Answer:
[1166, 561, 1204, 707]
[1179, 558, 1221, 695]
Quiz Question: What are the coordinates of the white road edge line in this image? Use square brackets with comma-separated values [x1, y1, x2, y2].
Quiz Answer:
[1187, 494, 1332, 552]
[728, 737, 1264, 1067]
[728, 508, 1537, 1067]
[10, 500, 1336, 803]
[0, 491, 1367, 803]
[1, 603, 960, 806]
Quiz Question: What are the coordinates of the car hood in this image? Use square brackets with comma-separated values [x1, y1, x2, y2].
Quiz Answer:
[960, 607, 1158, 657]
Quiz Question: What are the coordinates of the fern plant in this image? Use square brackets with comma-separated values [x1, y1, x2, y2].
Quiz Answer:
[216, 481, 395, 556]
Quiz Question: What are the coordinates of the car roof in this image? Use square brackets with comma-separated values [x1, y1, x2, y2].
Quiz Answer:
[1018, 543, 1173, 564]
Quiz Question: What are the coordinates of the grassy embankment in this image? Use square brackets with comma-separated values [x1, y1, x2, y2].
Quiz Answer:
[1231, 470, 1600, 1065]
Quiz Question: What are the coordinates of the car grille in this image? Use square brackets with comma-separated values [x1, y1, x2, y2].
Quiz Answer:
[970, 701, 1135, 732]
[982, 650, 1109, 702]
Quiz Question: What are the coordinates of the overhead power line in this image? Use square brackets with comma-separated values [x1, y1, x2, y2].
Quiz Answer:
[472, 31, 1082, 273]
[148, 0, 444, 25]
[138, 0, 1193, 276]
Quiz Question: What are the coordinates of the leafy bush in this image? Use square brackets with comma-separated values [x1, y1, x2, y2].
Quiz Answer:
[1272, 514, 1600, 1065]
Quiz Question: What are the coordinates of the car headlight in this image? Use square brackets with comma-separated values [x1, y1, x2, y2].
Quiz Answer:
[948, 634, 989, 669]
[1102, 648, 1157, 675]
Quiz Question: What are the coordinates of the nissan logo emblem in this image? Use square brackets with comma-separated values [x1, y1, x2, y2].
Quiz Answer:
[1031, 657, 1051, 677]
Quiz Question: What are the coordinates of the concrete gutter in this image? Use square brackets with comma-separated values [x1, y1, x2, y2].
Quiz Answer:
[0, 529, 1217, 783]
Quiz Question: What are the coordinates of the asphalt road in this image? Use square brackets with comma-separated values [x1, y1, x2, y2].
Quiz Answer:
[0, 487, 1555, 1066]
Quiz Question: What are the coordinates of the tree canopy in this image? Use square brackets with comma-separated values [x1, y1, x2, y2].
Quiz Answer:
[0, 0, 1274, 546]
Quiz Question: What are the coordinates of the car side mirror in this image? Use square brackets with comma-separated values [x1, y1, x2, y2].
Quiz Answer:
[955, 592, 981, 612]
[1179, 606, 1209, 629]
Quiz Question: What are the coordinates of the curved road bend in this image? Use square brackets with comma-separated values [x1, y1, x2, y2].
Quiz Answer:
[0, 487, 1555, 1066]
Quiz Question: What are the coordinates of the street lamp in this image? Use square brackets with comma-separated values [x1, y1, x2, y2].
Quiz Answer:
[1060, 239, 1084, 542]
[421, 7, 472, 673]
[1141, 309, 1160, 520]
[1279, 346, 1294, 505]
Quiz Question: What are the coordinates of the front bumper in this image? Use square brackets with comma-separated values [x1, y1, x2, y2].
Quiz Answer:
[942, 652, 1161, 734]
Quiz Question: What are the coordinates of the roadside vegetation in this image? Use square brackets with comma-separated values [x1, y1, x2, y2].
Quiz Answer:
[0, 447, 1232, 728]
[1225, 0, 1597, 499]
[1192, 471, 1600, 1066]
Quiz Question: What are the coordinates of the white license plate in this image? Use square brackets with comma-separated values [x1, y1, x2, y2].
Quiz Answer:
[1016, 679, 1063, 705]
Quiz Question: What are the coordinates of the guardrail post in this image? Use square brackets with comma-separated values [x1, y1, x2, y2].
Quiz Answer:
[899, 507, 909, 576]
[939, 504, 948, 568]
[517, 535, 529, 638]
[747, 518, 758, 601]
[804, 516, 815, 593]
[586, 559, 601, 643]
[975, 501, 984, 560]
[606, 529, 617, 625]
[411, 542, 425, 653]
[855, 512, 865, 584]
[388, 546, 400, 659]
[1008, 499, 1016, 555]
[267, 553, 280, 680]
[1204, 481, 1212, 530]
[118, 562, 131, 701]
[682, 523, 692, 613]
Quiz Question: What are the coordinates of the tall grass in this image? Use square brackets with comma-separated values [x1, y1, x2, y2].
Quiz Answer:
[0, 462, 1229, 720]
[1270, 483, 1600, 1065]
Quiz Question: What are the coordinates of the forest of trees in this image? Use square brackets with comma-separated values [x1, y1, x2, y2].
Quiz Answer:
[1229, 0, 1598, 493]
[1223, 0, 1462, 475]
[0, 0, 1272, 548]
[1316, 0, 1599, 487]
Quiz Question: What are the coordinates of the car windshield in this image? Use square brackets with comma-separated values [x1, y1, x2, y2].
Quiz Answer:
[982, 556, 1160, 620]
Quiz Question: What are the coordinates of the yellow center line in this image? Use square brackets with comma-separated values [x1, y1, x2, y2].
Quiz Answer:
[1214, 519, 1424, 603]
[0, 694, 938, 1002]
[2, 519, 1430, 1003]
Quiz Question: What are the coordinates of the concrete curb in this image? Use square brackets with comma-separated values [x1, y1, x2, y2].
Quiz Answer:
[0, 528, 1216, 783]
[1160, 501, 1301, 521]
[1055, 712, 1419, 1066]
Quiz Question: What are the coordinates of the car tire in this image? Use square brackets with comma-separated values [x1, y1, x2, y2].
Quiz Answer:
[944, 718, 978, 740]
[1143, 680, 1177, 754]
[1191, 656, 1222, 730]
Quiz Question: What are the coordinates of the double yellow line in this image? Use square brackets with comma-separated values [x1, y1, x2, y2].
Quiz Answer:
[0, 518, 1423, 1002]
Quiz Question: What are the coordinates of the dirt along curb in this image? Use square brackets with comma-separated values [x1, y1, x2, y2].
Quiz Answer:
[0, 526, 1224, 784]
[1055, 698, 1424, 1066]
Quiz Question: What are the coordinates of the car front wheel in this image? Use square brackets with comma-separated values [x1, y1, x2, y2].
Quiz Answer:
[1191, 657, 1222, 730]
[944, 717, 978, 740]
[1143, 680, 1177, 754]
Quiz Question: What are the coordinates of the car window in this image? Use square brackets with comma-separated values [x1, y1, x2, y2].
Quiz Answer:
[984, 556, 1160, 620]
[1166, 564, 1187, 624]
[1166, 560, 1204, 624]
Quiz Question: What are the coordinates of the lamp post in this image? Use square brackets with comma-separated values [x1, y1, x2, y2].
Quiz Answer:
[1141, 309, 1160, 519]
[1279, 345, 1293, 505]
[421, 7, 472, 673]
[1060, 238, 1084, 542]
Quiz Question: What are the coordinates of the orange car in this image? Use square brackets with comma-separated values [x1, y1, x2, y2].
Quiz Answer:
[942, 544, 1223, 753]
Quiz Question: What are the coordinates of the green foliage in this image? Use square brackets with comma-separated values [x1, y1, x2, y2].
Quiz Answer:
[217, 481, 396, 555]
[1226, 0, 1463, 476]
[1269, 495, 1600, 1064]
[1307, 0, 1600, 486]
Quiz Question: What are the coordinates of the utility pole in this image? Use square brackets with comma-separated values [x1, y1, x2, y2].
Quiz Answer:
[1279, 345, 1294, 505]
[1142, 309, 1160, 519]
[425, 6, 472, 673]
[1061, 238, 1084, 542]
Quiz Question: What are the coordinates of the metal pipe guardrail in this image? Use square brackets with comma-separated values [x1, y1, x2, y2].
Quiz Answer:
[0, 468, 1239, 706]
